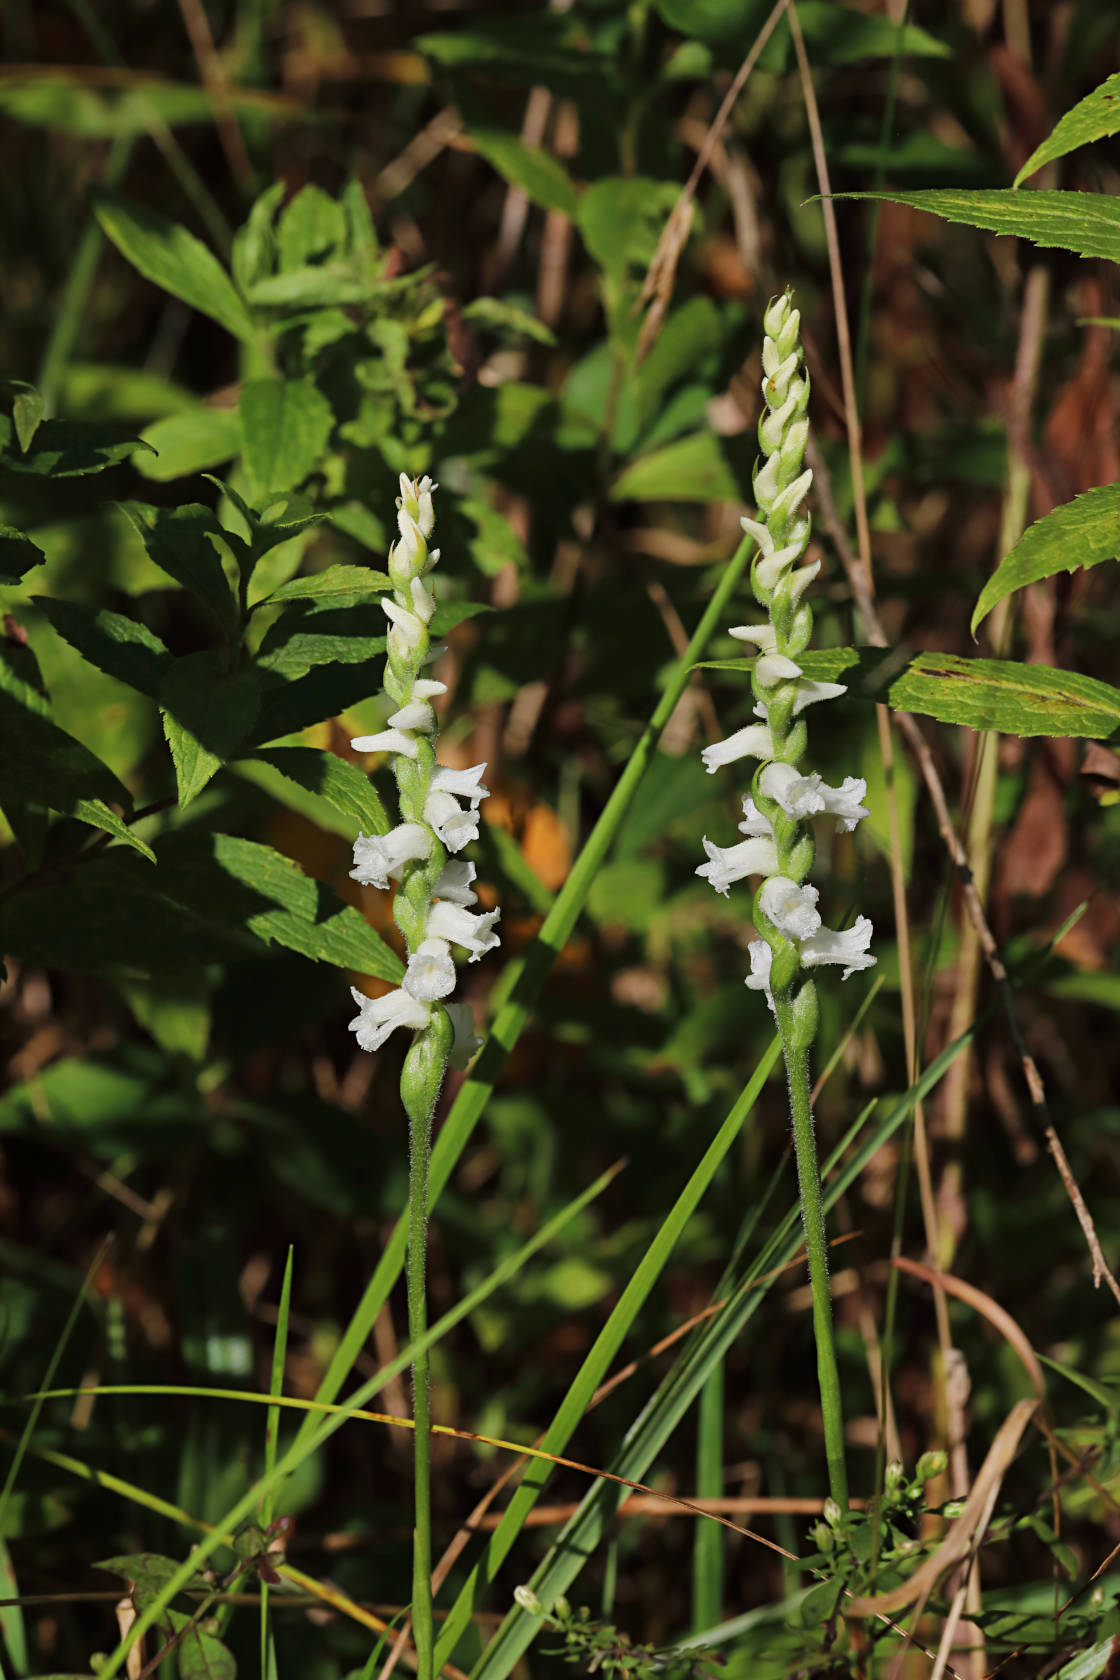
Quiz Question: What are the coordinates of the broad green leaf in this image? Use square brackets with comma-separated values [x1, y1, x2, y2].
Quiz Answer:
[92, 188, 255, 341]
[232, 180, 285, 294]
[890, 650, 1120, 737]
[239, 377, 334, 494]
[456, 86, 579, 217]
[276, 183, 346, 268]
[244, 269, 388, 309]
[4, 380, 45, 452]
[577, 177, 681, 283]
[461, 298, 556, 346]
[178, 1624, 236, 1680]
[115, 968, 213, 1062]
[135, 408, 241, 482]
[258, 564, 391, 608]
[972, 484, 1120, 633]
[248, 746, 390, 835]
[831, 188, 1120, 265]
[97, 1553, 203, 1599]
[160, 653, 260, 806]
[702, 646, 1120, 738]
[0, 526, 45, 583]
[252, 664, 381, 743]
[0, 832, 402, 978]
[633, 296, 722, 426]
[0, 75, 293, 140]
[1016, 71, 1120, 187]
[788, 0, 948, 62]
[651, 0, 771, 46]
[418, 15, 611, 87]
[610, 430, 743, 502]
[35, 597, 172, 699]
[0, 687, 154, 860]
[0, 413, 150, 477]
[119, 503, 237, 636]
[255, 599, 385, 677]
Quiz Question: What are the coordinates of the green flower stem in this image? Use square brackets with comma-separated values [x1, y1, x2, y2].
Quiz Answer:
[406, 1079, 435, 1680]
[771, 996, 849, 1513]
[294, 532, 754, 1448]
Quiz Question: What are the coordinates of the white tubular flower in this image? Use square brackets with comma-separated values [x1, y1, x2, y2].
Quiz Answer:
[430, 763, 490, 807]
[382, 596, 424, 652]
[728, 623, 777, 651]
[445, 1001, 481, 1070]
[760, 762, 869, 832]
[415, 475, 437, 538]
[788, 560, 821, 607]
[434, 859, 477, 906]
[791, 679, 848, 716]
[351, 728, 419, 760]
[410, 575, 435, 624]
[350, 822, 431, 889]
[404, 937, 458, 1002]
[800, 916, 876, 980]
[412, 678, 447, 702]
[739, 795, 774, 838]
[701, 723, 774, 774]
[697, 834, 779, 897]
[349, 985, 432, 1052]
[745, 940, 776, 1013]
[758, 875, 822, 941]
[427, 900, 501, 962]
[424, 789, 481, 853]
[755, 653, 803, 686]
[388, 699, 435, 732]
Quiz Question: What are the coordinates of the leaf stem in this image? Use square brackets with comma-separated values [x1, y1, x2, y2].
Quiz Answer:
[772, 996, 848, 1512]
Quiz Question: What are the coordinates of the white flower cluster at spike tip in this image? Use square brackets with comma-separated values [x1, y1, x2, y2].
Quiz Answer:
[696, 293, 874, 1022]
[347, 475, 495, 1068]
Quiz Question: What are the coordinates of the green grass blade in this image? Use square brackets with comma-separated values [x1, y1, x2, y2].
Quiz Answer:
[260, 1247, 293, 1680]
[60, 1160, 624, 1680]
[296, 535, 754, 1452]
[0, 1538, 28, 1678]
[468, 1024, 977, 1680]
[431, 1037, 782, 1668]
[0, 1239, 106, 1540]
[691, 1363, 724, 1632]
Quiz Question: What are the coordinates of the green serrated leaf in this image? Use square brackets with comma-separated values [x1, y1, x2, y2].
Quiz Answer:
[0, 525, 45, 583]
[252, 663, 381, 743]
[831, 187, 1120, 265]
[576, 177, 681, 283]
[34, 597, 172, 699]
[461, 298, 557, 347]
[972, 484, 1120, 633]
[0, 685, 148, 849]
[248, 746, 390, 835]
[0, 413, 150, 477]
[92, 188, 255, 342]
[259, 564, 391, 608]
[1016, 71, 1120, 187]
[161, 653, 260, 806]
[10, 382, 44, 452]
[610, 430, 744, 503]
[240, 378, 334, 495]
[135, 407, 241, 483]
[232, 180, 285, 294]
[119, 502, 238, 636]
[277, 183, 346, 268]
[71, 799, 156, 862]
[178, 1623, 237, 1680]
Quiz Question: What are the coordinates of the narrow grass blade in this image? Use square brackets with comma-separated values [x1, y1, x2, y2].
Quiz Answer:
[57, 1161, 625, 1680]
[260, 1247, 293, 1680]
[295, 536, 755, 1451]
[0, 1538, 28, 1678]
[431, 1037, 782, 1666]
[467, 1024, 977, 1680]
[691, 1363, 724, 1632]
[0, 1238, 107, 1540]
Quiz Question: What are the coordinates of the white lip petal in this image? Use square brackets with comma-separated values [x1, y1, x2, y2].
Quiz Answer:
[700, 724, 774, 775]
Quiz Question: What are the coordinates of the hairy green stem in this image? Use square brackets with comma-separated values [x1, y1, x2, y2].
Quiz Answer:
[406, 1085, 435, 1680]
[772, 997, 848, 1511]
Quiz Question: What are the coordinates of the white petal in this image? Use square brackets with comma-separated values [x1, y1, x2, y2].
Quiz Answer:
[388, 700, 434, 732]
[788, 560, 821, 607]
[738, 795, 774, 839]
[416, 477, 438, 538]
[348, 984, 431, 1052]
[745, 940, 776, 1013]
[411, 679, 447, 700]
[756, 539, 807, 592]
[800, 916, 875, 980]
[410, 575, 435, 624]
[791, 679, 847, 715]
[696, 834, 778, 897]
[403, 936, 457, 1002]
[430, 762, 489, 806]
[350, 728, 418, 760]
[350, 823, 430, 889]
[424, 790, 481, 853]
[823, 776, 870, 832]
[445, 1000, 481, 1070]
[700, 723, 774, 774]
[759, 760, 824, 818]
[433, 859, 477, 906]
[382, 597, 424, 648]
[728, 623, 777, 651]
[755, 652, 803, 686]
[427, 900, 501, 961]
[758, 875, 822, 942]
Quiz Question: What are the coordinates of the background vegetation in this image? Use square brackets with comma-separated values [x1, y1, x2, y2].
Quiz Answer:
[2, 1, 1120, 1676]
